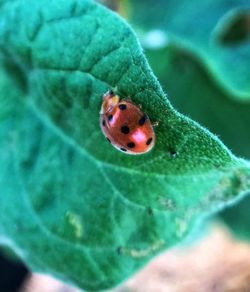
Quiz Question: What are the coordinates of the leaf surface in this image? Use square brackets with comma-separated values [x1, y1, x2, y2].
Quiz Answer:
[145, 44, 250, 242]
[0, 0, 250, 290]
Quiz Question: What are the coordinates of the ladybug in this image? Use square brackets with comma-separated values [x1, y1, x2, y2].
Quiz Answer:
[100, 90, 155, 154]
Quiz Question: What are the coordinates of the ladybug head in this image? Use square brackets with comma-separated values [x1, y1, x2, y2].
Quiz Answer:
[100, 90, 120, 114]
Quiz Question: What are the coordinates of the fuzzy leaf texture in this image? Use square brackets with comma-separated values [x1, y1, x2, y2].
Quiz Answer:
[128, 0, 250, 100]
[145, 44, 250, 241]
[0, 0, 250, 290]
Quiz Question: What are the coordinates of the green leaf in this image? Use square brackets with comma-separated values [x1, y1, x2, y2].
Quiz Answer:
[145, 45, 250, 159]
[0, 0, 250, 290]
[145, 44, 250, 241]
[128, 0, 250, 100]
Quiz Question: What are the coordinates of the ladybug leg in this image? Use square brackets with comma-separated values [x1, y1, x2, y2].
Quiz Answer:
[103, 89, 115, 99]
[107, 89, 116, 97]
[106, 86, 118, 97]
[109, 89, 115, 96]
[125, 96, 133, 102]
[152, 121, 159, 127]
[111, 86, 119, 96]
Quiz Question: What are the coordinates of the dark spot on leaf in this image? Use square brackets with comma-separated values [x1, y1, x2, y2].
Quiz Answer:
[170, 150, 177, 158]
[121, 125, 130, 134]
[117, 246, 123, 255]
[120, 148, 127, 152]
[127, 142, 135, 148]
[213, 162, 221, 168]
[146, 137, 153, 145]
[119, 104, 127, 110]
[138, 115, 147, 126]
[102, 120, 106, 127]
[70, 2, 77, 14]
[106, 137, 111, 143]
[108, 115, 113, 121]
[147, 207, 153, 216]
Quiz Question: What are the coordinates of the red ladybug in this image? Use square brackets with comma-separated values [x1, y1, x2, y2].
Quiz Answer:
[100, 90, 155, 154]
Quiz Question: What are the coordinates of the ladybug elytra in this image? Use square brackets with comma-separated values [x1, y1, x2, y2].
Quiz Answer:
[100, 90, 155, 155]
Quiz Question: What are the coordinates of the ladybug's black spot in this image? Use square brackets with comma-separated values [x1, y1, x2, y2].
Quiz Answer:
[120, 147, 127, 152]
[108, 115, 113, 121]
[119, 104, 127, 110]
[106, 137, 111, 143]
[127, 142, 135, 148]
[138, 115, 147, 126]
[121, 125, 130, 134]
[146, 137, 153, 145]
[102, 120, 106, 127]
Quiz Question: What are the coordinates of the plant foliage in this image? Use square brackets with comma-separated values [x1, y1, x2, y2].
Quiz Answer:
[0, 0, 249, 290]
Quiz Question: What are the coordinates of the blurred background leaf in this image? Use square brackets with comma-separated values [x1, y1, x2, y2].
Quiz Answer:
[126, 0, 250, 100]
